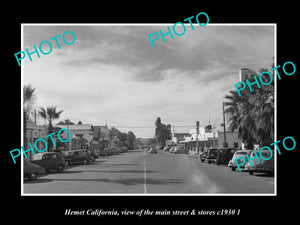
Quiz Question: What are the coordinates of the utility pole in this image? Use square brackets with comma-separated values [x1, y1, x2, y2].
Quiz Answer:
[196, 121, 199, 154]
[222, 102, 227, 147]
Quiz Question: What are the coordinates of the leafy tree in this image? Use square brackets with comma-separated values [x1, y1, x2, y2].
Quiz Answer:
[23, 84, 36, 147]
[127, 131, 136, 150]
[118, 132, 128, 146]
[108, 127, 121, 147]
[155, 117, 172, 147]
[77, 121, 83, 125]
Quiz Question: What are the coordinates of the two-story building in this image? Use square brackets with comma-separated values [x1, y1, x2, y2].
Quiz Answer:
[24, 122, 48, 159]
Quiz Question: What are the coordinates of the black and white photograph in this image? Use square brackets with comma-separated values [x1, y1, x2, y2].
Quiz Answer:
[21, 24, 276, 195]
[4, 3, 299, 224]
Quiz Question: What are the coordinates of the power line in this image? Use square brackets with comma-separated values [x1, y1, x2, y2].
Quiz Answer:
[108, 125, 196, 129]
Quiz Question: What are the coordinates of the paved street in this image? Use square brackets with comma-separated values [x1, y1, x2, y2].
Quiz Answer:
[23, 149, 274, 194]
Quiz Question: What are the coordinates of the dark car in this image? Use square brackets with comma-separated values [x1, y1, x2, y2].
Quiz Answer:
[24, 159, 45, 181]
[216, 148, 237, 165]
[62, 150, 89, 166]
[30, 152, 65, 173]
[99, 149, 108, 156]
[199, 149, 209, 162]
[206, 148, 218, 164]
[104, 147, 116, 156]
[85, 150, 96, 162]
[90, 150, 98, 159]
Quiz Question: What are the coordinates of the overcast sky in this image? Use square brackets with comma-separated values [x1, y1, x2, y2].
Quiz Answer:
[23, 24, 274, 138]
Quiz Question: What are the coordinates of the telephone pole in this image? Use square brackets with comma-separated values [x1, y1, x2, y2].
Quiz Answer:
[196, 121, 199, 154]
[222, 102, 227, 147]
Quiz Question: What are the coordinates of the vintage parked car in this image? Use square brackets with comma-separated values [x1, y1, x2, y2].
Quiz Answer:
[62, 150, 89, 166]
[163, 145, 171, 152]
[206, 148, 218, 164]
[99, 148, 108, 156]
[24, 159, 45, 181]
[120, 146, 128, 153]
[149, 147, 158, 153]
[245, 149, 274, 175]
[90, 150, 98, 159]
[173, 144, 188, 154]
[169, 146, 176, 153]
[216, 148, 237, 165]
[106, 147, 119, 155]
[85, 150, 96, 162]
[199, 149, 209, 162]
[30, 152, 66, 173]
[228, 149, 253, 171]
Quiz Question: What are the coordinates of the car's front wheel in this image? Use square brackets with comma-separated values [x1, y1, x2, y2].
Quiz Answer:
[231, 167, 236, 171]
[28, 173, 37, 181]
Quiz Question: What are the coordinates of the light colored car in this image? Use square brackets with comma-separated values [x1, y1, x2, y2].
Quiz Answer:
[173, 144, 187, 154]
[163, 146, 171, 151]
[149, 147, 158, 153]
[245, 149, 274, 175]
[229, 149, 253, 171]
[169, 146, 176, 153]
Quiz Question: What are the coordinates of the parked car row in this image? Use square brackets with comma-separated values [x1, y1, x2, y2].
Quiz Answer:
[200, 148, 236, 165]
[163, 144, 188, 154]
[24, 152, 66, 181]
[100, 146, 128, 156]
[61, 149, 97, 166]
[200, 148, 274, 175]
[24, 147, 129, 181]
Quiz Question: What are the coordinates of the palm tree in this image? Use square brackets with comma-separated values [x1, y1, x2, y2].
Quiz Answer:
[224, 65, 274, 148]
[249, 67, 274, 146]
[57, 119, 75, 125]
[38, 106, 63, 151]
[23, 84, 36, 146]
[224, 89, 257, 148]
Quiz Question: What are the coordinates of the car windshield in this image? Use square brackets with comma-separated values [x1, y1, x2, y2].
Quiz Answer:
[24, 159, 31, 165]
[32, 154, 44, 160]
[50, 154, 57, 159]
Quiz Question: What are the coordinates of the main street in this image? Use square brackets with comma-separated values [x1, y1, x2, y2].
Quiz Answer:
[23, 149, 274, 194]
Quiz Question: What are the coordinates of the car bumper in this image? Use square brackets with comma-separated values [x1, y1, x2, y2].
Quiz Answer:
[247, 167, 273, 172]
[207, 159, 216, 163]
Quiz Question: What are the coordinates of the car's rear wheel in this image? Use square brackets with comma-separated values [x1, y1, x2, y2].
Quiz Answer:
[231, 167, 236, 171]
[28, 173, 37, 181]
[57, 164, 64, 172]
